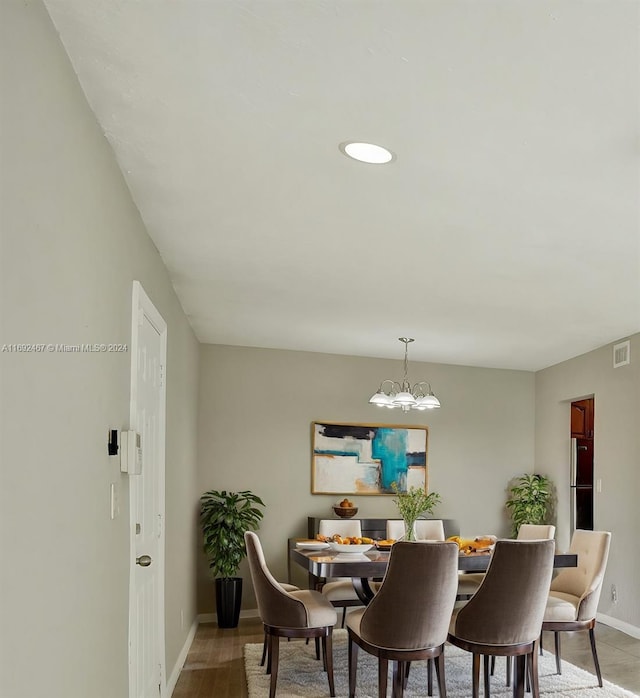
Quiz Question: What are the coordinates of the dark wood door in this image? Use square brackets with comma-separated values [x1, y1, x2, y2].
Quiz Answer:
[571, 397, 594, 532]
[571, 398, 594, 438]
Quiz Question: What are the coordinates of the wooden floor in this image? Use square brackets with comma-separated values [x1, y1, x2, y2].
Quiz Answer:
[171, 615, 640, 697]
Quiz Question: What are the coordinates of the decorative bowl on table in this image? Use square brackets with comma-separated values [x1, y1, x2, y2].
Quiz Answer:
[332, 505, 358, 518]
[329, 542, 373, 554]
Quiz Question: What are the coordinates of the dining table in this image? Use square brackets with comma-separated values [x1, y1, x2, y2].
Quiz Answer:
[290, 542, 578, 604]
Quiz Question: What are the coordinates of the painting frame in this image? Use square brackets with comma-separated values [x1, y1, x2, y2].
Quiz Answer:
[311, 421, 429, 495]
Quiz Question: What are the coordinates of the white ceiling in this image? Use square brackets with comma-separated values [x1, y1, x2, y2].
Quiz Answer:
[44, 0, 639, 371]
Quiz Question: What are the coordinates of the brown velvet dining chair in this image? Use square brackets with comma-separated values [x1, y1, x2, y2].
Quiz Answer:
[448, 539, 555, 698]
[541, 529, 611, 687]
[457, 523, 556, 599]
[346, 541, 459, 698]
[245, 531, 338, 698]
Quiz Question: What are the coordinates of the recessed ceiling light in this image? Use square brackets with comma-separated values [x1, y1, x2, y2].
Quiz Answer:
[339, 141, 395, 164]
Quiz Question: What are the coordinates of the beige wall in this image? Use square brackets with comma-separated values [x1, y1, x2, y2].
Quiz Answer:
[197, 344, 535, 611]
[535, 334, 640, 630]
[0, 2, 200, 696]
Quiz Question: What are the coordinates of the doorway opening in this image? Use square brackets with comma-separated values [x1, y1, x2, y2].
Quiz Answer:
[570, 397, 594, 531]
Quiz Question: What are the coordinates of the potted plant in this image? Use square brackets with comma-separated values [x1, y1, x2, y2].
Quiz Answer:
[505, 473, 552, 538]
[200, 489, 265, 628]
[391, 482, 442, 541]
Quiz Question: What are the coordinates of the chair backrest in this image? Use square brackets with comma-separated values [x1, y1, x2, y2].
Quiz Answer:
[454, 539, 555, 645]
[319, 519, 362, 538]
[517, 524, 556, 540]
[415, 519, 445, 541]
[244, 531, 308, 627]
[386, 519, 408, 540]
[386, 519, 445, 541]
[359, 541, 459, 650]
[550, 529, 611, 620]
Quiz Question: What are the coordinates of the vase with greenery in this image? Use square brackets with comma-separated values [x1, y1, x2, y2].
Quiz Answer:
[200, 489, 265, 628]
[505, 473, 552, 538]
[391, 482, 442, 541]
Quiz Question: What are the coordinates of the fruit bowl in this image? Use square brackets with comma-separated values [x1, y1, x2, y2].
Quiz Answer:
[329, 542, 372, 554]
[333, 505, 358, 519]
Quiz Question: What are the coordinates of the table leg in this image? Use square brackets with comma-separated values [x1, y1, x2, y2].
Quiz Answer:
[351, 577, 374, 604]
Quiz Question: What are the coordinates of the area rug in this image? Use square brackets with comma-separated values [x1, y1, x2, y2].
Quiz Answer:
[244, 630, 638, 697]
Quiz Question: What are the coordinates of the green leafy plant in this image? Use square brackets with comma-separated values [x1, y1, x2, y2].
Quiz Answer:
[200, 489, 265, 578]
[505, 473, 552, 538]
[391, 482, 442, 541]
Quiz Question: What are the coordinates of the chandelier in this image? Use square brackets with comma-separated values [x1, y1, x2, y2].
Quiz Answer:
[369, 338, 441, 412]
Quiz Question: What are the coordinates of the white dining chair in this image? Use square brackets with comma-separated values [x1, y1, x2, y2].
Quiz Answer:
[387, 518, 445, 541]
[415, 519, 445, 541]
[318, 519, 364, 626]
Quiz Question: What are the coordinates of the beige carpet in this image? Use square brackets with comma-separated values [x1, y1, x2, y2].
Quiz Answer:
[244, 629, 638, 697]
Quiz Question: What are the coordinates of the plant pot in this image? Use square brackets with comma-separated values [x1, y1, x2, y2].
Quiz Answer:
[215, 577, 243, 628]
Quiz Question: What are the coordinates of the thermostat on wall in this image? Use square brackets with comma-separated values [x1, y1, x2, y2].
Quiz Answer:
[120, 430, 142, 475]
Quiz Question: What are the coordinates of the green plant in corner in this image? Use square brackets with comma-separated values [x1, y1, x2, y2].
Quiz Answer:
[505, 473, 552, 538]
[391, 482, 442, 541]
[200, 489, 265, 578]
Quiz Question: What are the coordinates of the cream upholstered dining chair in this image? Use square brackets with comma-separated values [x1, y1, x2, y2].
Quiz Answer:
[457, 523, 556, 599]
[542, 529, 611, 687]
[318, 519, 364, 627]
[415, 519, 446, 541]
[448, 539, 555, 698]
[347, 541, 459, 698]
[245, 531, 338, 698]
[386, 519, 446, 541]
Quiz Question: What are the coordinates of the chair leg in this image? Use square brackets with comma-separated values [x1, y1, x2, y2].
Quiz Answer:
[513, 655, 526, 698]
[403, 662, 411, 690]
[435, 652, 447, 698]
[530, 646, 540, 698]
[315, 636, 321, 661]
[490, 655, 495, 676]
[269, 635, 280, 698]
[393, 661, 405, 698]
[266, 633, 272, 674]
[506, 656, 511, 687]
[348, 636, 359, 698]
[260, 632, 267, 667]
[588, 626, 603, 687]
[554, 632, 562, 675]
[323, 629, 336, 697]
[427, 657, 433, 696]
[483, 654, 491, 697]
[341, 606, 347, 628]
[472, 653, 481, 698]
[378, 657, 388, 698]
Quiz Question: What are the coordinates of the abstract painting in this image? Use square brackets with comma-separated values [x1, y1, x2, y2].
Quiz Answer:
[311, 421, 428, 495]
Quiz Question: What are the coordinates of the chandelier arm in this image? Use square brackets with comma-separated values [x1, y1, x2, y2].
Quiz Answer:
[378, 379, 400, 395]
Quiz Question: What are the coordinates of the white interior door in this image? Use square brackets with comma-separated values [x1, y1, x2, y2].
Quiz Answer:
[129, 281, 167, 698]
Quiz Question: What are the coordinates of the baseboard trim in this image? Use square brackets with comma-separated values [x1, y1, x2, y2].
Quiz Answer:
[198, 608, 261, 625]
[166, 618, 199, 697]
[597, 612, 640, 639]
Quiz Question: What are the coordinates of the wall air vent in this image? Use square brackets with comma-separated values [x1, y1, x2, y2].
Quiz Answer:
[613, 340, 630, 368]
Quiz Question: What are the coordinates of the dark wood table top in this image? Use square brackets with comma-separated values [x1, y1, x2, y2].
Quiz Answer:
[291, 545, 577, 578]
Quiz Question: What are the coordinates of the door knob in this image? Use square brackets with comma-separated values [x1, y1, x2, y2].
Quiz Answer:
[136, 554, 152, 567]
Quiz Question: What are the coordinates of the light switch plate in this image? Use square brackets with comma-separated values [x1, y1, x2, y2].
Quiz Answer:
[110, 483, 119, 519]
